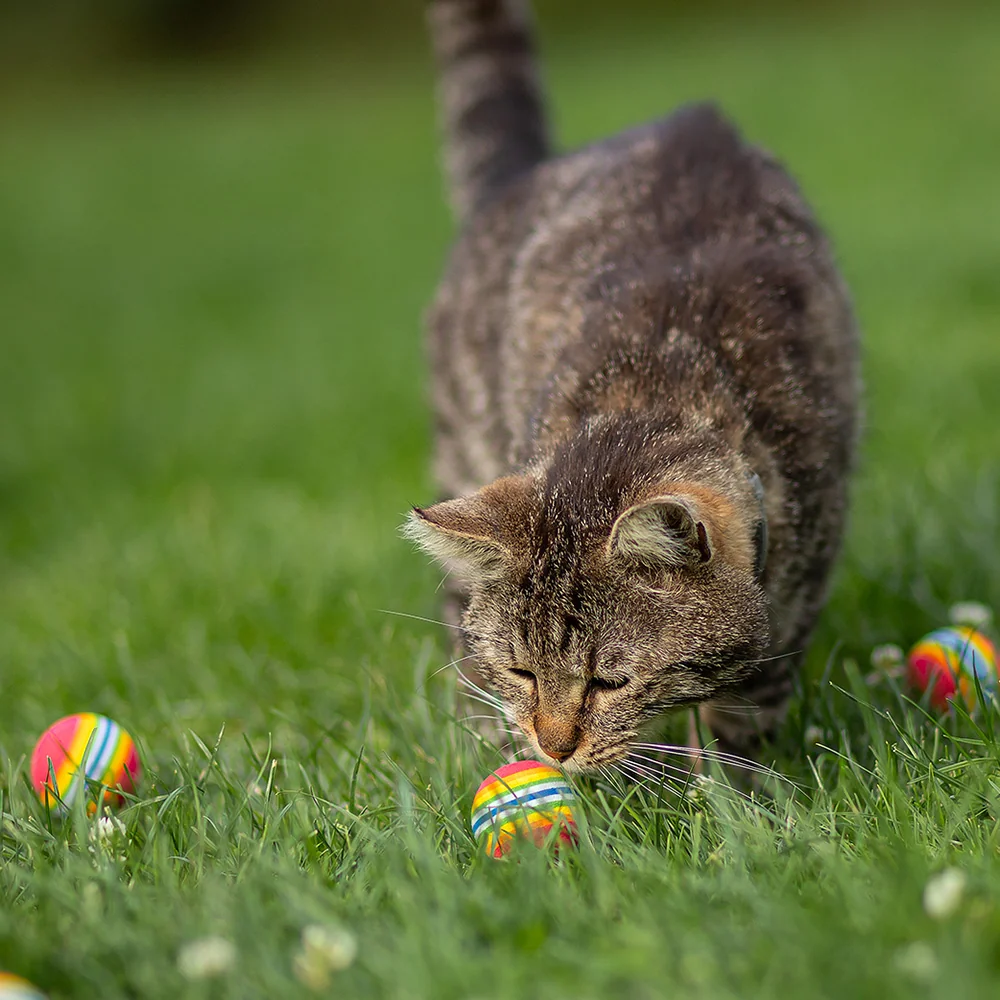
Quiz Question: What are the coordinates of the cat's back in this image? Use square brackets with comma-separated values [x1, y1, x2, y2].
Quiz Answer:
[429, 103, 855, 488]
[448, 103, 837, 314]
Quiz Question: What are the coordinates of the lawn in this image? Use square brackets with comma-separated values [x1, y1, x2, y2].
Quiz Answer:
[2, 4, 1000, 998]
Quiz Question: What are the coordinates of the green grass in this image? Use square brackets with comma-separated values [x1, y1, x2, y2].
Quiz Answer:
[2, 4, 1000, 997]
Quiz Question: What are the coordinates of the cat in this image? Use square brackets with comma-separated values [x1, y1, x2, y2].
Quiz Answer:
[405, 0, 859, 773]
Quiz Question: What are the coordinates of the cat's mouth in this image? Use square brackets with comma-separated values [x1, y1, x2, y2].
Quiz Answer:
[525, 724, 635, 775]
[519, 689, 728, 775]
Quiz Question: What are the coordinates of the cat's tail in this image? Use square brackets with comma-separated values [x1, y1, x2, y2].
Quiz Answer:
[426, 0, 551, 221]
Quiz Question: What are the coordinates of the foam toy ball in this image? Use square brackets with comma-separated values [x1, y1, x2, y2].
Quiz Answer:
[907, 626, 998, 712]
[30, 713, 141, 814]
[0, 973, 47, 999]
[471, 759, 578, 858]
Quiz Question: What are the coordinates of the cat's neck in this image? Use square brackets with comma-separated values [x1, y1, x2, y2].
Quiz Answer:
[526, 328, 751, 470]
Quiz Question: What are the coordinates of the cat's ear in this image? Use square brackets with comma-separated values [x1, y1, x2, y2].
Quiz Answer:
[608, 494, 713, 571]
[403, 475, 533, 584]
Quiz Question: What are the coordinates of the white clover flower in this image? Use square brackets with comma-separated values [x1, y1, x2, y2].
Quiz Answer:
[96, 815, 126, 841]
[82, 882, 102, 913]
[177, 936, 237, 980]
[292, 924, 357, 990]
[292, 952, 326, 992]
[302, 925, 357, 969]
[949, 602, 993, 629]
[923, 868, 966, 920]
[893, 941, 937, 981]
[870, 644, 904, 671]
[804, 725, 824, 747]
[87, 813, 128, 862]
[683, 773, 715, 807]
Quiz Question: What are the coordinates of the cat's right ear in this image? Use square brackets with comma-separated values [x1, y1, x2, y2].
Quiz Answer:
[607, 494, 714, 573]
[402, 476, 533, 584]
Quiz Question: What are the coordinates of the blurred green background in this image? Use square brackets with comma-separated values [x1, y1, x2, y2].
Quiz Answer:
[0, 0, 916, 70]
[1, 0, 999, 740]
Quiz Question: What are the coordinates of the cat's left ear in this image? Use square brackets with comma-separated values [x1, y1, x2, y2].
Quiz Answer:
[608, 494, 714, 572]
[403, 475, 534, 584]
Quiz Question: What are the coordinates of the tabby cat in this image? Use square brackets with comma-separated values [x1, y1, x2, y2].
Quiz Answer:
[405, 0, 859, 772]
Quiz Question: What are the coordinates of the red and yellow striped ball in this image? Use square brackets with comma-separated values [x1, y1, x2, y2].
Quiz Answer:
[0, 973, 47, 999]
[471, 759, 578, 858]
[30, 713, 141, 814]
[907, 626, 998, 712]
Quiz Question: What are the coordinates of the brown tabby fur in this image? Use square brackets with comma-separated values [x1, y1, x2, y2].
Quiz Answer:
[406, 0, 860, 772]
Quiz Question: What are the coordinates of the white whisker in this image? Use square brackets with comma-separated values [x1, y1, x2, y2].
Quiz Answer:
[622, 756, 695, 792]
[455, 677, 494, 700]
[615, 759, 683, 797]
[623, 753, 759, 806]
[456, 685, 501, 705]
[703, 704, 766, 717]
[605, 764, 649, 802]
[617, 757, 677, 786]
[459, 692, 505, 712]
[626, 751, 699, 783]
[429, 653, 478, 680]
[478, 720, 516, 737]
[745, 649, 801, 666]
[633, 742, 794, 785]
[375, 608, 478, 636]
[454, 669, 504, 709]
[597, 764, 617, 791]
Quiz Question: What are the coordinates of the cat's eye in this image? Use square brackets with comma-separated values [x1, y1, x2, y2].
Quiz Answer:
[509, 667, 536, 683]
[589, 675, 630, 692]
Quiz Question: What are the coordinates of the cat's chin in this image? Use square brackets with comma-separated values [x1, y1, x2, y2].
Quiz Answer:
[528, 742, 608, 776]
[501, 733, 594, 775]
[550, 756, 591, 776]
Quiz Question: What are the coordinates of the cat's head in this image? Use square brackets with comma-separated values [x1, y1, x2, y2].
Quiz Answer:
[405, 439, 769, 773]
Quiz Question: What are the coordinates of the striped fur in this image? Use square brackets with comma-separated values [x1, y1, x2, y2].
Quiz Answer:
[413, 3, 860, 769]
[426, 0, 550, 220]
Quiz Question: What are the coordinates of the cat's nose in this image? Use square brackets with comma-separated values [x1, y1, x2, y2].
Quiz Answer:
[534, 715, 580, 762]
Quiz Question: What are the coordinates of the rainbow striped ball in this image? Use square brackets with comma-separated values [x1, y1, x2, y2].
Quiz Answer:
[0, 973, 47, 999]
[907, 626, 998, 712]
[471, 760, 578, 858]
[30, 713, 141, 814]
